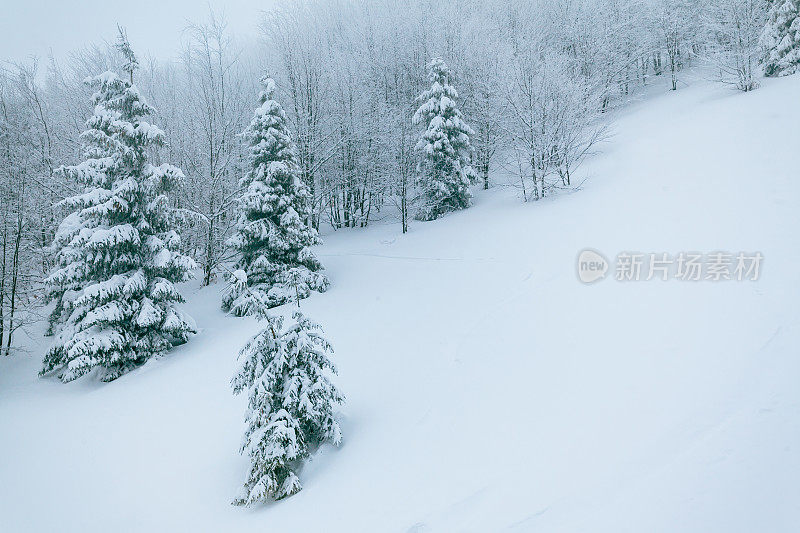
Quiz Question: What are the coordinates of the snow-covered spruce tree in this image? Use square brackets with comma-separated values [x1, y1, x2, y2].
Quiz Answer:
[412, 58, 477, 221]
[761, 0, 800, 76]
[41, 45, 196, 382]
[223, 78, 327, 316]
[231, 297, 343, 504]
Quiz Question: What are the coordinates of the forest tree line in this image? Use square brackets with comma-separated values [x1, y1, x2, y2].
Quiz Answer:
[1, 0, 794, 354]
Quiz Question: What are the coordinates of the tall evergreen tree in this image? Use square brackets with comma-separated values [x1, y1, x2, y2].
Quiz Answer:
[231, 298, 343, 504]
[42, 41, 195, 382]
[761, 0, 800, 76]
[224, 78, 327, 316]
[412, 58, 476, 221]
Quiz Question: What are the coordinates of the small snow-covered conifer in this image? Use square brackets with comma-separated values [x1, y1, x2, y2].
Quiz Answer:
[224, 77, 327, 316]
[412, 58, 476, 221]
[761, 0, 800, 76]
[42, 38, 195, 382]
[231, 295, 343, 504]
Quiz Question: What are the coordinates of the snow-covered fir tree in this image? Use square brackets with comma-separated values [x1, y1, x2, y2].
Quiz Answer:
[41, 41, 196, 382]
[223, 77, 327, 316]
[412, 57, 476, 221]
[231, 295, 343, 504]
[761, 0, 800, 76]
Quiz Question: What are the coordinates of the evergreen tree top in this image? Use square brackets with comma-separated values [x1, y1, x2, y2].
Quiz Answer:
[242, 76, 297, 172]
[258, 76, 278, 104]
[427, 57, 453, 86]
[61, 71, 173, 191]
[414, 58, 459, 110]
[115, 25, 139, 83]
[84, 71, 159, 134]
[412, 58, 471, 134]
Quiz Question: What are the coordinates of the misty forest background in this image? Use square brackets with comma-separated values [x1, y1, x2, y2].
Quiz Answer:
[0, 0, 785, 354]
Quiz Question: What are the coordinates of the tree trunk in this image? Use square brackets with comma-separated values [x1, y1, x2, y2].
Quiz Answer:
[203, 216, 215, 286]
[0, 216, 7, 352]
[5, 212, 22, 356]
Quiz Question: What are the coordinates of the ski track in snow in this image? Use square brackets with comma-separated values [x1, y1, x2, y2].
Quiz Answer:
[1, 74, 799, 532]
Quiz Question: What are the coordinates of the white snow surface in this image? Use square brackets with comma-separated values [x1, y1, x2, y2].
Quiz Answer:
[2, 74, 799, 532]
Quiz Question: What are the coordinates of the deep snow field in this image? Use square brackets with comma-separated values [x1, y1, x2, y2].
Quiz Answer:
[2, 73, 799, 532]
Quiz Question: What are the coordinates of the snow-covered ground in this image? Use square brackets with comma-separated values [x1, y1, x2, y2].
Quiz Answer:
[2, 73, 799, 532]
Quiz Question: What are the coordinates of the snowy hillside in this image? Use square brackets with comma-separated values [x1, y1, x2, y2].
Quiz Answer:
[2, 73, 799, 532]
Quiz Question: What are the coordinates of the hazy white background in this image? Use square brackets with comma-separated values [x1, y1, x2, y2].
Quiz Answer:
[0, 0, 272, 63]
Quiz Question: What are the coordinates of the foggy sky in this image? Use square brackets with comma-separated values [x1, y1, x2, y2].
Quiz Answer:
[0, 0, 275, 64]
